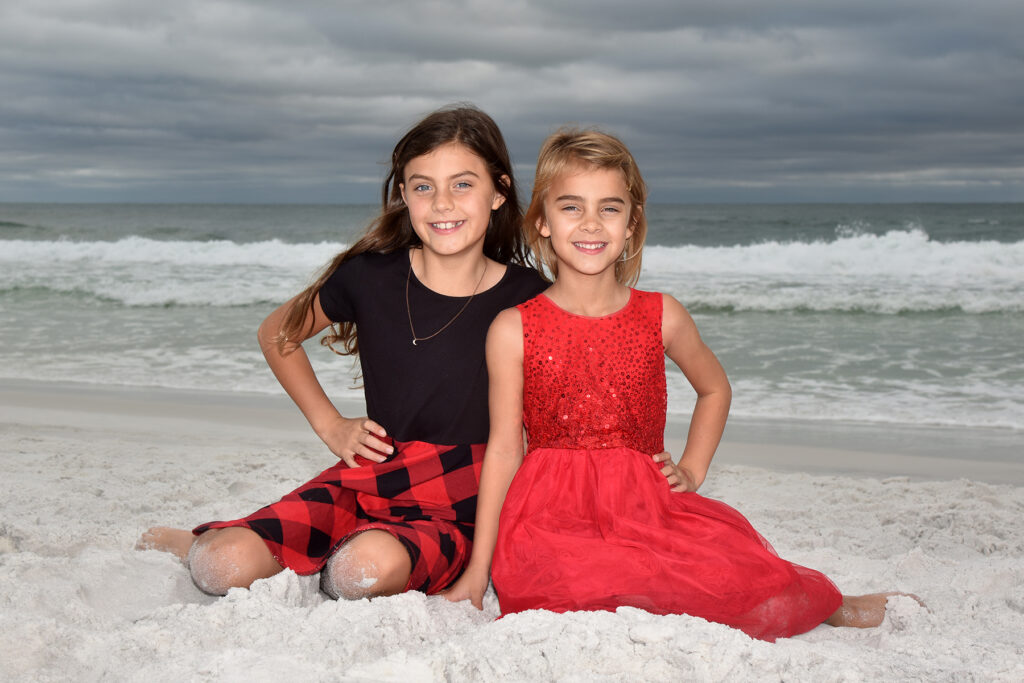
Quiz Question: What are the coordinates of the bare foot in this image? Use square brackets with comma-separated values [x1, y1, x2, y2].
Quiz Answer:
[826, 592, 924, 628]
[136, 526, 194, 561]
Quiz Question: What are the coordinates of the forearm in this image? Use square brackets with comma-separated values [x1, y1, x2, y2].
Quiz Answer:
[678, 386, 731, 488]
[258, 330, 343, 434]
[466, 307, 527, 573]
[465, 446, 523, 573]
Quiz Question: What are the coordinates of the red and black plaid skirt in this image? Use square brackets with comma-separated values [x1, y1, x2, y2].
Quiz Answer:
[193, 440, 484, 594]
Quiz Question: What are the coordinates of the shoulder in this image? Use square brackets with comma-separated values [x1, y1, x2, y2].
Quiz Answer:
[511, 290, 552, 328]
[487, 307, 525, 358]
[625, 288, 673, 324]
[494, 263, 549, 301]
[505, 261, 547, 282]
[490, 306, 524, 336]
[323, 250, 405, 290]
[349, 249, 405, 274]
[659, 293, 700, 347]
[319, 250, 406, 321]
[658, 292, 689, 320]
[629, 288, 666, 309]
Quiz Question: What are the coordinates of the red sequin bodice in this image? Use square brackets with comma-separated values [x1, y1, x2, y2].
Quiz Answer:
[518, 290, 666, 455]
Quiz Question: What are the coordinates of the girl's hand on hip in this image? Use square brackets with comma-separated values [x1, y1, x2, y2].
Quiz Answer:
[652, 451, 698, 492]
[318, 416, 393, 467]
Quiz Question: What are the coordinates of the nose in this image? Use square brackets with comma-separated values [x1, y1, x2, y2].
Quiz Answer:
[433, 187, 454, 213]
[580, 208, 601, 232]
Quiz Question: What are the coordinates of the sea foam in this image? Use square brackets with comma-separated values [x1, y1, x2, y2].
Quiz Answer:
[0, 237, 345, 307]
[641, 229, 1024, 313]
[3, 230, 1023, 312]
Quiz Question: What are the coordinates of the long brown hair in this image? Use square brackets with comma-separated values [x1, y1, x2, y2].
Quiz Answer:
[279, 104, 529, 355]
[524, 128, 648, 287]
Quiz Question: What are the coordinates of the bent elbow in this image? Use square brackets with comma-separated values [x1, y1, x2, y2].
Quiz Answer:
[256, 318, 283, 355]
[700, 379, 731, 409]
[255, 320, 271, 348]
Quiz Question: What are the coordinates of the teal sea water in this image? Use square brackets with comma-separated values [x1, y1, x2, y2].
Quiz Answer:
[1, 202, 1022, 432]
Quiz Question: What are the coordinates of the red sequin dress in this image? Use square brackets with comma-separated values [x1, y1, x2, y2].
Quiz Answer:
[491, 290, 842, 641]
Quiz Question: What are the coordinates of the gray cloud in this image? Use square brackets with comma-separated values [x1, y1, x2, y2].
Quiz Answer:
[0, 0, 1021, 202]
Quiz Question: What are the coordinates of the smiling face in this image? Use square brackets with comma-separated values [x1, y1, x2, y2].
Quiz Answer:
[399, 141, 507, 260]
[537, 163, 634, 281]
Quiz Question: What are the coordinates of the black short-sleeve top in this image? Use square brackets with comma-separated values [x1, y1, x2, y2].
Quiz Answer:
[318, 250, 548, 445]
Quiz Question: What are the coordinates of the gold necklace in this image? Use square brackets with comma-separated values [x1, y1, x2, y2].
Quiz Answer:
[405, 253, 487, 346]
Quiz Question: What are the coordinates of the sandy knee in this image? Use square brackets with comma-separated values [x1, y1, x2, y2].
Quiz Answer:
[188, 528, 280, 595]
[321, 531, 411, 600]
[321, 545, 381, 600]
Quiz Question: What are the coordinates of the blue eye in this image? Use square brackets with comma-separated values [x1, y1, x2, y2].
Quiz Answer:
[414, 184, 431, 192]
[455, 181, 472, 189]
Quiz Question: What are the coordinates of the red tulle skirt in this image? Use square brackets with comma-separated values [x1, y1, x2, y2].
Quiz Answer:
[491, 447, 842, 642]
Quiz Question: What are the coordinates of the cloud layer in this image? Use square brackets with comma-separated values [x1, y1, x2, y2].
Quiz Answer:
[2, 0, 1022, 202]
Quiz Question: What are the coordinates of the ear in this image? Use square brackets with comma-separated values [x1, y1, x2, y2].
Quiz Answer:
[537, 215, 551, 238]
[399, 183, 407, 205]
[492, 174, 511, 210]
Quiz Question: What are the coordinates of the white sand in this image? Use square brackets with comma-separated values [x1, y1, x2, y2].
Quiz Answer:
[2, 380, 1023, 681]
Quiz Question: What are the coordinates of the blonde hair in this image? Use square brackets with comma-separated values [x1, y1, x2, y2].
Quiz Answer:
[524, 128, 648, 286]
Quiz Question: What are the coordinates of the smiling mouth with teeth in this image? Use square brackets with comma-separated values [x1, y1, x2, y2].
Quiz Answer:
[573, 241, 608, 251]
[431, 220, 465, 231]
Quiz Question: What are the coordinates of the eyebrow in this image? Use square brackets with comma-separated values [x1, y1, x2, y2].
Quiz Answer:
[406, 170, 482, 183]
[554, 194, 627, 205]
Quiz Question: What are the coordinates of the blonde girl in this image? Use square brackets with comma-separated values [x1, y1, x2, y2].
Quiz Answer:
[446, 128, 904, 641]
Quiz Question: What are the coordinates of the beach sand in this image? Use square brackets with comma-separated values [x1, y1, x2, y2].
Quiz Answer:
[1, 380, 1022, 681]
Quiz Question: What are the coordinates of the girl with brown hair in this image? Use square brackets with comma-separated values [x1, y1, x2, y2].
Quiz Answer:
[139, 105, 547, 600]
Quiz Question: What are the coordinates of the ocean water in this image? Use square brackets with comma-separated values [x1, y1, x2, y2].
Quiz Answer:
[1, 202, 1022, 433]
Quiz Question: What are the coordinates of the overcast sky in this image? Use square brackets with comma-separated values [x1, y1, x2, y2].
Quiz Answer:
[2, 0, 1022, 203]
